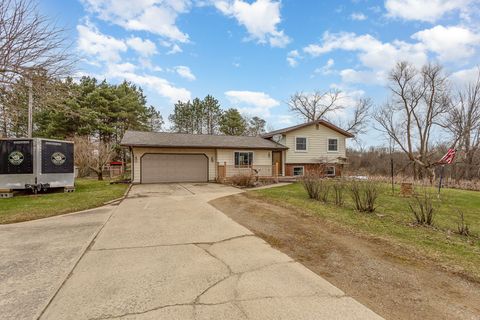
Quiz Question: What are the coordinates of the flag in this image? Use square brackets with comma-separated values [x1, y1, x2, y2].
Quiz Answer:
[436, 149, 456, 165]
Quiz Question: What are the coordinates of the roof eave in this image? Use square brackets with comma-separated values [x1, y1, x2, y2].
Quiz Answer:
[120, 143, 288, 150]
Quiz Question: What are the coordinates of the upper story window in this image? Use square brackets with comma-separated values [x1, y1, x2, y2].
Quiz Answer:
[234, 151, 253, 167]
[328, 138, 338, 152]
[295, 137, 307, 152]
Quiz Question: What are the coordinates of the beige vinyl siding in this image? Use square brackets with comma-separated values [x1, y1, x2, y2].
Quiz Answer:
[217, 149, 272, 177]
[284, 124, 347, 163]
[132, 147, 216, 183]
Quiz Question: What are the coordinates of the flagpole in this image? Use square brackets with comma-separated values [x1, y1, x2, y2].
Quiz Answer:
[438, 165, 445, 194]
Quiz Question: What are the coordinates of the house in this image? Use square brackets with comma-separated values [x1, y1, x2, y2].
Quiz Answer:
[120, 119, 353, 184]
[261, 119, 354, 177]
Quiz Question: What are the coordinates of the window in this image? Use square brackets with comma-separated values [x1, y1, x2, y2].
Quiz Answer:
[328, 138, 338, 152]
[234, 152, 253, 167]
[325, 166, 335, 176]
[293, 166, 304, 176]
[295, 137, 307, 151]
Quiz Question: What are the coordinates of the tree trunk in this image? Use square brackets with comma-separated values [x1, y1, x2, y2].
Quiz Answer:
[97, 170, 103, 181]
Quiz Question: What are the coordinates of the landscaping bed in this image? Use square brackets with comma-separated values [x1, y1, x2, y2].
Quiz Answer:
[0, 178, 128, 224]
[210, 182, 480, 320]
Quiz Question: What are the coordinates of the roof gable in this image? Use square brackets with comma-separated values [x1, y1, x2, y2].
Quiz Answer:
[262, 120, 354, 138]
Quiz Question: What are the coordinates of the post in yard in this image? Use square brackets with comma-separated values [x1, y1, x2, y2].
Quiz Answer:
[438, 165, 445, 194]
[390, 158, 394, 195]
[27, 77, 33, 138]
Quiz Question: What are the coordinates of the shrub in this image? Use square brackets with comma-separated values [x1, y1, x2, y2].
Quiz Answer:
[230, 173, 255, 188]
[332, 179, 346, 206]
[318, 180, 330, 203]
[301, 173, 321, 200]
[301, 173, 330, 202]
[456, 210, 470, 236]
[349, 180, 379, 212]
[408, 189, 436, 225]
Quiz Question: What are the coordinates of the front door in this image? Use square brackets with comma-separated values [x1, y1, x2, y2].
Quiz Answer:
[272, 151, 283, 175]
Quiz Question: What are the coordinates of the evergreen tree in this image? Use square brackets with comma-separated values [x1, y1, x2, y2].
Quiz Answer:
[219, 108, 247, 136]
[202, 95, 222, 134]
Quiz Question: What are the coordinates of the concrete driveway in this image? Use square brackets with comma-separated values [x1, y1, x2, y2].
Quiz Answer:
[2, 183, 382, 320]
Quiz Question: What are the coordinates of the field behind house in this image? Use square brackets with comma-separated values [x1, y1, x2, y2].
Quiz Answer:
[250, 182, 480, 281]
[0, 179, 128, 224]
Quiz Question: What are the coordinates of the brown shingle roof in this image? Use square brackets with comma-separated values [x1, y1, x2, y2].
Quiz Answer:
[121, 131, 288, 149]
[261, 119, 354, 138]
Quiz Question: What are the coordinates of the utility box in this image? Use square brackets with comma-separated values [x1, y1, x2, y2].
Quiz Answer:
[0, 138, 74, 192]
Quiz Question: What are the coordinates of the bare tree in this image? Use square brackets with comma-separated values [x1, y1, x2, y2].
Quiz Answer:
[444, 68, 480, 180]
[375, 61, 450, 183]
[0, 0, 72, 85]
[288, 89, 343, 121]
[74, 136, 115, 180]
[343, 97, 372, 136]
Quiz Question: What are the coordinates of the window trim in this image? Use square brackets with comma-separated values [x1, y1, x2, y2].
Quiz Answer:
[293, 166, 304, 176]
[327, 138, 339, 153]
[294, 136, 308, 152]
[325, 165, 336, 176]
[234, 151, 254, 168]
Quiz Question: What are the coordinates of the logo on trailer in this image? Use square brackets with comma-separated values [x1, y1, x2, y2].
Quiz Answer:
[8, 151, 24, 165]
[51, 152, 66, 166]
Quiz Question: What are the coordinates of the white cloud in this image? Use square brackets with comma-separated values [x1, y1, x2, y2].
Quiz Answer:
[107, 63, 191, 103]
[286, 50, 300, 67]
[174, 66, 196, 81]
[214, 0, 290, 47]
[81, 0, 191, 42]
[126, 37, 158, 57]
[350, 12, 367, 21]
[384, 0, 470, 22]
[314, 58, 335, 75]
[451, 66, 480, 86]
[304, 31, 428, 74]
[412, 25, 480, 61]
[225, 90, 280, 116]
[339, 69, 386, 85]
[77, 23, 127, 63]
[168, 43, 183, 54]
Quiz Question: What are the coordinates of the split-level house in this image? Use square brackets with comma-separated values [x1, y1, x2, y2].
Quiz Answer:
[121, 119, 353, 184]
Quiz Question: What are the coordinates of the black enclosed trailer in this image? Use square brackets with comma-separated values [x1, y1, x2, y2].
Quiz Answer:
[0, 138, 74, 193]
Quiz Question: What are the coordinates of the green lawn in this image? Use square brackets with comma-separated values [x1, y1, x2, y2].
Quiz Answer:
[251, 182, 480, 281]
[0, 179, 129, 224]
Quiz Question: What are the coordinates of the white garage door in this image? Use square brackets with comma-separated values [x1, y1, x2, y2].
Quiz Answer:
[141, 153, 208, 183]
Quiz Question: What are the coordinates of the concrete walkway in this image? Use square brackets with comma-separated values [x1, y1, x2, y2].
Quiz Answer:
[2, 183, 383, 320]
[0, 206, 113, 320]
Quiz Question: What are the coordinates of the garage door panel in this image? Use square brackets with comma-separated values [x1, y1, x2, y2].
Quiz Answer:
[141, 154, 208, 183]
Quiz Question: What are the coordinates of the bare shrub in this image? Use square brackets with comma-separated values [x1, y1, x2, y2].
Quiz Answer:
[301, 173, 330, 202]
[318, 180, 330, 203]
[456, 210, 471, 236]
[349, 180, 379, 212]
[230, 173, 255, 188]
[301, 172, 320, 200]
[332, 179, 346, 206]
[408, 189, 436, 225]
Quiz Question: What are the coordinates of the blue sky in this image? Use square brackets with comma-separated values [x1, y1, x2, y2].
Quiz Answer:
[40, 0, 480, 146]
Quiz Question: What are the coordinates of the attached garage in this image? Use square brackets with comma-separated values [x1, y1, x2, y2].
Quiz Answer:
[141, 153, 208, 183]
[121, 131, 288, 184]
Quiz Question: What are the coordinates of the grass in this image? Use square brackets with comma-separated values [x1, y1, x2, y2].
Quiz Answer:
[0, 178, 128, 224]
[251, 182, 480, 281]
